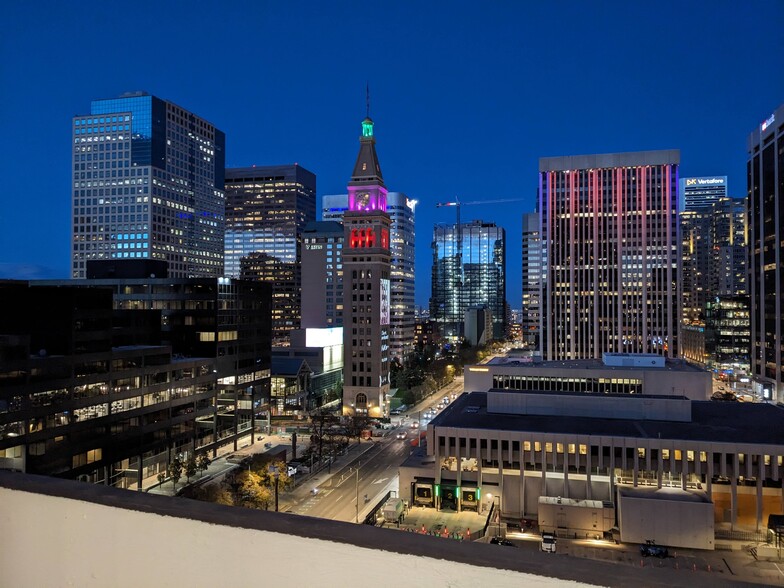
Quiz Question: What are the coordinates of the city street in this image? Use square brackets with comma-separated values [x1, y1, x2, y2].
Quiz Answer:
[284, 430, 413, 522]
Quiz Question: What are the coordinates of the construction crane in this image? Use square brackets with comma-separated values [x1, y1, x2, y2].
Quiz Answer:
[435, 196, 525, 256]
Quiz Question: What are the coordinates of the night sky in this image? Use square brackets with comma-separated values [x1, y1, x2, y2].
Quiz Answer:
[1, 1, 782, 308]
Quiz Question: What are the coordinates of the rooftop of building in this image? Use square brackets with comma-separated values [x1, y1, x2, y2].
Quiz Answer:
[225, 163, 316, 180]
[430, 391, 784, 446]
[0, 471, 632, 588]
[480, 356, 705, 373]
[303, 220, 344, 233]
[617, 486, 712, 504]
[539, 149, 681, 172]
[271, 356, 311, 375]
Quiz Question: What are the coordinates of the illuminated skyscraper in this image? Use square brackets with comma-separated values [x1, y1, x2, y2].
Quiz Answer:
[224, 164, 316, 343]
[71, 92, 225, 278]
[341, 116, 391, 418]
[747, 103, 784, 401]
[539, 150, 681, 360]
[521, 212, 542, 349]
[679, 175, 727, 211]
[321, 192, 415, 361]
[430, 221, 506, 340]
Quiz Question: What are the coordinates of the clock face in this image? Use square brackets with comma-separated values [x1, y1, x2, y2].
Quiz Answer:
[356, 192, 370, 209]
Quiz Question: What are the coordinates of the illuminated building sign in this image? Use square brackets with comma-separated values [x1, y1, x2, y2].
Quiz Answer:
[305, 327, 343, 348]
[685, 177, 725, 186]
[761, 113, 775, 132]
[380, 278, 390, 325]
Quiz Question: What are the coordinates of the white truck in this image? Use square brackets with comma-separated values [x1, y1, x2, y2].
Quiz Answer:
[540, 532, 557, 553]
[382, 497, 404, 523]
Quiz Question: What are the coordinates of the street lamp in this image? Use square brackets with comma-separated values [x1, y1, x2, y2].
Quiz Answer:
[269, 465, 280, 512]
[354, 461, 362, 524]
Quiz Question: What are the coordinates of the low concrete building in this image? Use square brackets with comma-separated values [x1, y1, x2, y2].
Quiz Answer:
[465, 352, 711, 401]
[399, 388, 784, 549]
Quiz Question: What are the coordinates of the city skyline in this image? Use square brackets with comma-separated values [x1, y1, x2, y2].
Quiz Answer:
[2, 1, 784, 308]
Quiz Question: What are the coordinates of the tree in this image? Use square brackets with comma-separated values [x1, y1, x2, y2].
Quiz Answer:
[168, 455, 183, 490]
[196, 452, 211, 477]
[185, 455, 198, 482]
[191, 483, 233, 506]
[344, 415, 371, 445]
[309, 408, 340, 464]
[235, 470, 272, 510]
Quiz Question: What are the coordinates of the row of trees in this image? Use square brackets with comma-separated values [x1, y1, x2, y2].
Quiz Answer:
[157, 452, 212, 491]
[391, 338, 509, 406]
[190, 455, 293, 510]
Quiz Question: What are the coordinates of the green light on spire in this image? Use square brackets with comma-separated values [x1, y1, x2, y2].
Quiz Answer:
[362, 118, 374, 138]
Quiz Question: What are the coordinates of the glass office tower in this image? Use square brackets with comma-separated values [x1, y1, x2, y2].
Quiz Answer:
[71, 92, 225, 278]
[224, 165, 316, 343]
[430, 221, 506, 340]
[747, 103, 784, 402]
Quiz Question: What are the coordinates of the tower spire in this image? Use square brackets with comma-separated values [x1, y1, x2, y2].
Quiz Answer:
[366, 82, 370, 119]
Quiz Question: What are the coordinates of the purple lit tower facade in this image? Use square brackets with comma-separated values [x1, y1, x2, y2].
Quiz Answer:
[342, 117, 392, 418]
[539, 150, 681, 360]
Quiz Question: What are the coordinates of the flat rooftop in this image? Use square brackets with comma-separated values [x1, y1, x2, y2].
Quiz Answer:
[431, 391, 784, 446]
[482, 357, 705, 373]
[618, 486, 712, 504]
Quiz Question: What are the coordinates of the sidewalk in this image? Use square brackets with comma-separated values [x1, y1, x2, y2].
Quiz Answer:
[147, 434, 292, 497]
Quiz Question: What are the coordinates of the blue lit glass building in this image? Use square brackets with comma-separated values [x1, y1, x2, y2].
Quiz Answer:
[71, 92, 226, 278]
[224, 164, 316, 343]
[430, 221, 506, 340]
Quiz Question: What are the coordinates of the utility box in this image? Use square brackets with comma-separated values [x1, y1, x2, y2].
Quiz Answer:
[382, 497, 404, 522]
[538, 496, 615, 538]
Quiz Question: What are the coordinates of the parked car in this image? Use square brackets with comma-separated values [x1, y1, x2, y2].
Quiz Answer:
[639, 540, 668, 558]
[490, 537, 516, 547]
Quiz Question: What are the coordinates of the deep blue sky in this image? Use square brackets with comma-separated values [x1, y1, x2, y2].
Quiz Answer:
[1, 1, 782, 308]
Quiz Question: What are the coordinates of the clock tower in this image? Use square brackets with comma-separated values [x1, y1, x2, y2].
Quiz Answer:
[342, 115, 392, 418]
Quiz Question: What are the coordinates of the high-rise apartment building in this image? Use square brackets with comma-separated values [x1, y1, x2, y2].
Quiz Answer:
[71, 92, 225, 278]
[341, 116, 391, 418]
[539, 150, 681, 360]
[320, 192, 415, 361]
[521, 212, 542, 349]
[679, 176, 727, 211]
[225, 165, 316, 343]
[747, 103, 784, 401]
[301, 221, 345, 328]
[430, 221, 506, 340]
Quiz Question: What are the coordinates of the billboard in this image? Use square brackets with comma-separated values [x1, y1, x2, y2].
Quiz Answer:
[380, 278, 390, 325]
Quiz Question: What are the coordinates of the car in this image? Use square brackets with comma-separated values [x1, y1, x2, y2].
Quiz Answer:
[540, 532, 556, 553]
[395, 432, 407, 440]
[489, 537, 516, 547]
[639, 540, 668, 558]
